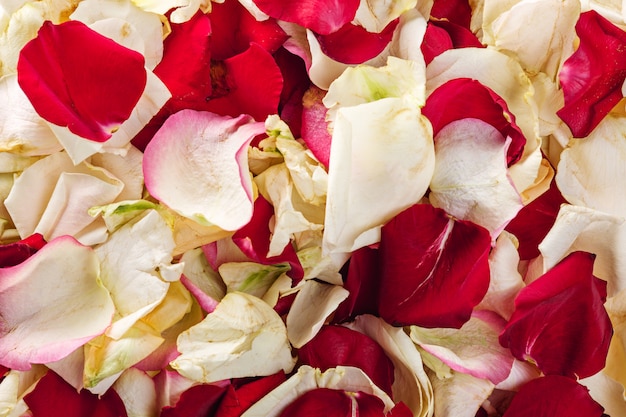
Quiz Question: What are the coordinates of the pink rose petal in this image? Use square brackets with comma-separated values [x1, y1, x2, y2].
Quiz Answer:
[17, 20, 146, 142]
[301, 85, 332, 167]
[557, 10, 626, 138]
[499, 251, 613, 379]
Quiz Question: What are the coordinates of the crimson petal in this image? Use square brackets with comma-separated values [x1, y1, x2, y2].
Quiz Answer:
[279, 388, 352, 417]
[252, 0, 360, 35]
[18, 21, 146, 143]
[422, 78, 526, 165]
[499, 251, 612, 379]
[24, 371, 128, 417]
[430, 0, 473, 28]
[160, 383, 228, 417]
[314, 20, 399, 65]
[0, 233, 46, 268]
[298, 325, 395, 396]
[215, 372, 286, 417]
[557, 10, 626, 138]
[378, 204, 491, 328]
[502, 375, 604, 417]
[421, 21, 483, 65]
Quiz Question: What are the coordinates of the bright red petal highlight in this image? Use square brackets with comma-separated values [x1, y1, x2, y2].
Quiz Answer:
[216, 372, 286, 417]
[0, 233, 46, 268]
[314, 20, 399, 65]
[499, 251, 613, 379]
[301, 85, 332, 167]
[252, 0, 360, 35]
[298, 325, 395, 396]
[557, 10, 626, 138]
[423, 78, 526, 165]
[209, 0, 287, 60]
[502, 375, 604, 417]
[161, 383, 228, 417]
[17, 21, 146, 142]
[24, 371, 128, 417]
[378, 204, 491, 328]
[232, 195, 304, 281]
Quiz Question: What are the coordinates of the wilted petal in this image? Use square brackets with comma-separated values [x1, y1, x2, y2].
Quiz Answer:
[171, 292, 296, 383]
[0, 236, 114, 370]
[557, 10, 626, 137]
[378, 204, 491, 328]
[499, 251, 613, 379]
[252, 0, 360, 35]
[143, 110, 264, 231]
[410, 311, 515, 384]
[501, 375, 604, 417]
[17, 20, 146, 142]
[429, 119, 523, 236]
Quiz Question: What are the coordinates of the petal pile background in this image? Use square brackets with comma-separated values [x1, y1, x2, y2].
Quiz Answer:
[0, 0, 625, 416]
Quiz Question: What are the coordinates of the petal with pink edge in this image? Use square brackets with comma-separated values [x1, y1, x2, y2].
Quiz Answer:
[0, 236, 114, 370]
[143, 110, 265, 231]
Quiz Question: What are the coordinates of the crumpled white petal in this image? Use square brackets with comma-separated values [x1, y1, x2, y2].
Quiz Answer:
[131, 0, 212, 23]
[0, 236, 115, 370]
[429, 119, 523, 237]
[144, 110, 265, 231]
[0, 366, 47, 417]
[428, 371, 494, 417]
[353, 0, 417, 33]
[171, 292, 296, 383]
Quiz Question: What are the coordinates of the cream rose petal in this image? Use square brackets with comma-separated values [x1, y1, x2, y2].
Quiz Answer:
[580, 372, 626, 417]
[171, 292, 296, 383]
[429, 119, 523, 237]
[113, 368, 159, 417]
[144, 110, 265, 231]
[323, 97, 435, 254]
[353, 0, 418, 33]
[0, 236, 115, 370]
[429, 371, 494, 417]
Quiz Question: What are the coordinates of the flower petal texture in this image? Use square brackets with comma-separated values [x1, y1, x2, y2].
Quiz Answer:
[143, 110, 265, 230]
[0, 235, 115, 370]
[499, 251, 613, 379]
[17, 20, 147, 142]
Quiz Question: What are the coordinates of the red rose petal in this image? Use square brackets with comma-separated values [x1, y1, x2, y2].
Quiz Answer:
[502, 375, 604, 417]
[301, 85, 332, 167]
[314, 20, 399, 65]
[557, 10, 626, 138]
[0, 233, 46, 268]
[298, 325, 395, 396]
[378, 204, 491, 328]
[279, 388, 351, 417]
[232, 195, 304, 282]
[160, 383, 228, 417]
[252, 0, 360, 35]
[24, 371, 128, 417]
[210, 0, 287, 60]
[275, 47, 310, 139]
[422, 78, 526, 165]
[421, 23, 453, 65]
[499, 251, 613, 379]
[17, 21, 146, 143]
[430, 0, 473, 28]
[215, 372, 286, 417]
[505, 179, 567, 260]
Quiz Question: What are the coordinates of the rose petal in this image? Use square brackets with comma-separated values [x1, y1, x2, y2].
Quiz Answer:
[161, 383, 228, 417]
[112, 368, 158, 417]
[499, 251, 613, 379]
[17, 20, 146, 142]
[301, 86, 332, 168]
[0, 236, 114, 370]
[429, 371, 494, 417]
[143, 109, 264, 230]
[215, 372, 286, 417]
[378, 204, 491, 328]
[557, 10, 626, 137]
[0, 233, 46, 268]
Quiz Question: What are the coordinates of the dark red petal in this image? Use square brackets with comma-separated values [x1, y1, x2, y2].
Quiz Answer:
[499, 251, 613, 379]
[354, 392, 386, 417]
[388, 402, 413, 417]
[430, 0, 473, 28]
[502, 375, 604, 417]
[160, 383, 228, 417]
[298, 325, 395, 396]
[24, 371, 128, 417]
[210, 0, 287, 60]
[275, 47, 310, 139]
[301, 85, 332, 167]
[17, 21, 146, 142]
[422, 78, 526, 165]
[557, 10, 626, 138]
[232, 194, 304, 282]
[333, 245, 382, 323]
[314, 20, 399, 65]
[505, 179, 567, 260]
[216, 372, 286, 417]
[421, 23, 453, 65]
[431, 20, 483, 49]
[203, 43, 283, 121]
[252, 0, 360, 35]
[0, 233, 46, 268]
[378, 204, 491, 328]
[279, 388, 352, 417]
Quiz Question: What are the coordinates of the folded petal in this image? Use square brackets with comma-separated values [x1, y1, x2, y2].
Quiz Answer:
[429, 371, 494, 417]
[17, 20, 146, 142]
[143, 110, 265, 231]
[499, 251, 613, 379]
[0, 236, 114, 370]
[0, 233, 45, 268]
